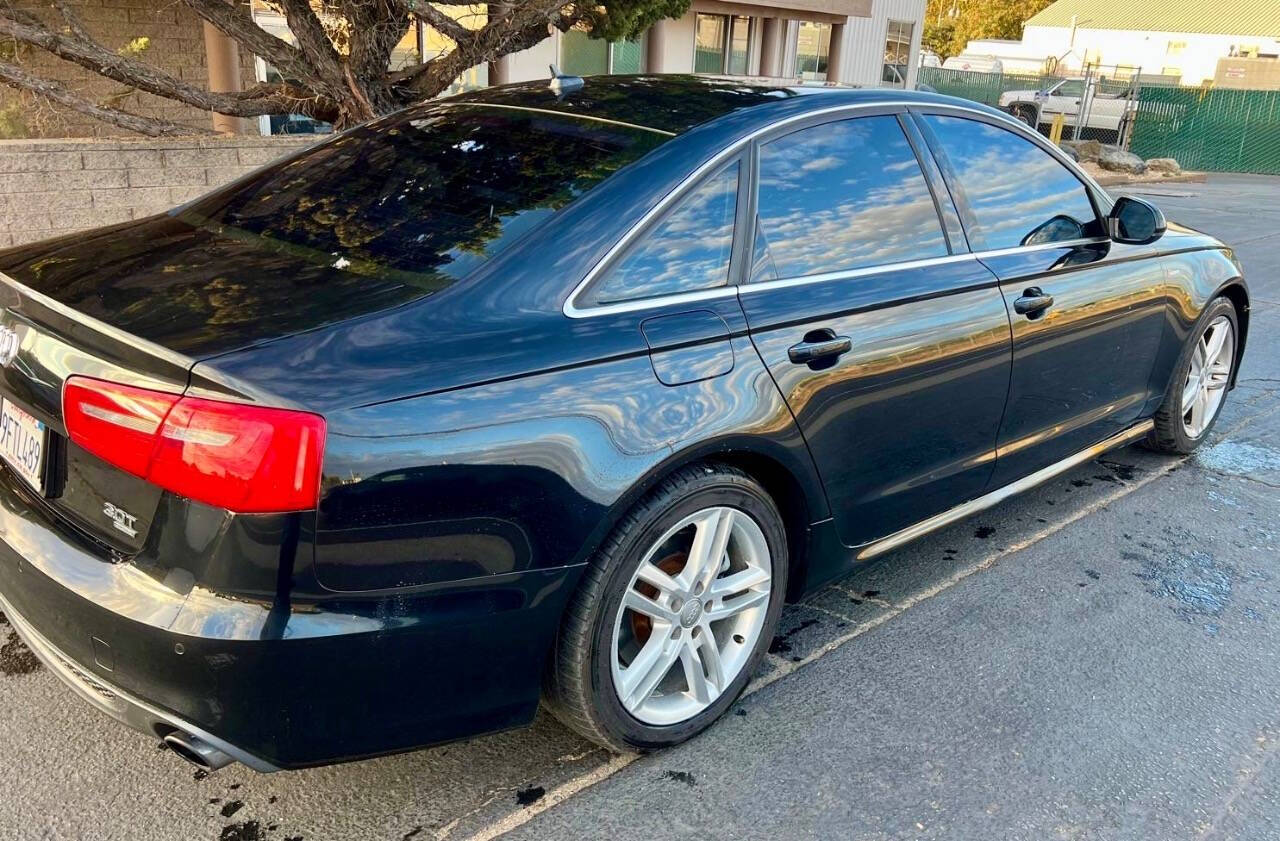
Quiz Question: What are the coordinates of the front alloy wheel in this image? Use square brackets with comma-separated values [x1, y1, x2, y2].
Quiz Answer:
[1180, 315, 1234, 439]
[1147, 295, 1239, 454]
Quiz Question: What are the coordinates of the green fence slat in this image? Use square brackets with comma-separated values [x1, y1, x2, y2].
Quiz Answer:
[919, 67, 1280, 175]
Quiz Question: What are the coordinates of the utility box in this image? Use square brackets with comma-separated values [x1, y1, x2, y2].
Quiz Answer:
[1214, 57, 1280, 90]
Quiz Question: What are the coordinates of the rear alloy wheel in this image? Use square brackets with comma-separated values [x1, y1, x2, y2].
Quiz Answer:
[1147, 296, 1238, 453]
[544, 465, 787, 752]
[613, 506, 772, 725]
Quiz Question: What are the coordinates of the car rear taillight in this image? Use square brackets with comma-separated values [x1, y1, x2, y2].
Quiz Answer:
[62, 377, 325, 513]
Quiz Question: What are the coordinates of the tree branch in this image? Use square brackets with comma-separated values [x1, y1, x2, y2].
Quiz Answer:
[181, 0, 320, 92]
[342, 0, 411, 111]
[273, 0, 348, 91]
[404, 0, 470, 43]
[394, 1, 578, 98]
[0, 9, 336, 120]
[0, 59, 213, 136]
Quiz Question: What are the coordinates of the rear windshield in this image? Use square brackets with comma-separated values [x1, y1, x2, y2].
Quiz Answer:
[179, 103, 666, 290]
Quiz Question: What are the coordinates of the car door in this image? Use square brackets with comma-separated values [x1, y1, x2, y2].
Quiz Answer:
[1043, 79, 1085, 121]
[914, 111, 1167, 487]
[739, 111, 1013, 549]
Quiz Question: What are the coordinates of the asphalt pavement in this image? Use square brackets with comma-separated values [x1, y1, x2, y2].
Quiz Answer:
[1, 174, 1279, 841]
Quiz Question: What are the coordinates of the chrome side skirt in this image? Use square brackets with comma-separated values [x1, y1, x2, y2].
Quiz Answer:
[856, 420, 1155, 561]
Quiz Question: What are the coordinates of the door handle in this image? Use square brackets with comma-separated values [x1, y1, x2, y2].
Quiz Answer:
[788, 330, 852, 366]
[1014, 288, 1055, 318]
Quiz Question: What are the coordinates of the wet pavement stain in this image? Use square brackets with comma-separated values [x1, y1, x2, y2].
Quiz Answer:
[515, 785, 545, 806]
[219, 822, 262, 841]
[974, 526, 996, 539]
[1085, 569, 1101, 580]
[1197, 440, 1280, 475]
[1133, 549, 1233, 624]
[662, 770, 696, 786]
[1098, 459, 1139, 481]
[769, 618, 820, 654]
[402, 827, 424, 840]
[0, 628, 40, 676]
[220, 801, 244, 818]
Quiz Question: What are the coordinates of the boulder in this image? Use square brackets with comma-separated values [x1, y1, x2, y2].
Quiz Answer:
[1061, 139, 1103, 162]
[1145, 157, 1182, 175]
[1096, 145, 1147, 174]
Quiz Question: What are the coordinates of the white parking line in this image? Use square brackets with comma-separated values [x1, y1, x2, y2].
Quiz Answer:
[459, 452, 1190, 841]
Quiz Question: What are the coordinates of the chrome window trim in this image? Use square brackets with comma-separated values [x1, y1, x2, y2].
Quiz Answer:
[744, 252, 974, 295]
[738, 237, 1109, 296]
[561, 99, 1114, 319]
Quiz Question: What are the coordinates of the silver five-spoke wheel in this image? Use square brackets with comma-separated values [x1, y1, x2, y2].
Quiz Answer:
[1181, 314, 1235, 438]
[611, 506, 771, 726]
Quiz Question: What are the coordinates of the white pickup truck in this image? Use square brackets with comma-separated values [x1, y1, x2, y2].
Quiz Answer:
[998, 78, 1137, 140]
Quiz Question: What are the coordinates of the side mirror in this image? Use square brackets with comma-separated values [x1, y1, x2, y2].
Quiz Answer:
[1108, 196, 1166, 244]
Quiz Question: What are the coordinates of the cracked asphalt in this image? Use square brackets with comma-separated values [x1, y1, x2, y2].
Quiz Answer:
[2, 174, 1279, 841]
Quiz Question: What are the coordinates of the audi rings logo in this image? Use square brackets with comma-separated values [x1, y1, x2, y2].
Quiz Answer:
[0, 326, 19, 367]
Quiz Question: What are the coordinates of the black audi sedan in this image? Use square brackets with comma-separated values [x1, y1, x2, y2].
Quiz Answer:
[0, 76, 1248, 772]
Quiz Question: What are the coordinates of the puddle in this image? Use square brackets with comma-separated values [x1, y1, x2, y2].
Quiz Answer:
[1133, 549, 1233, 624]
[1197, 441, 1280, 476]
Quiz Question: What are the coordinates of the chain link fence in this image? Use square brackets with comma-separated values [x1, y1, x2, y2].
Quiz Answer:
[917, 66, 1280, 175]
[917, 66, 1141, 145]
[1130, 87, 1280, 175]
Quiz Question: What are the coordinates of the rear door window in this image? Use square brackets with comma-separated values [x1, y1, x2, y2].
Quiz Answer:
[753, 115, 948, 281]
[921, 115, 1103, 251]
[583, 161, 740, 306]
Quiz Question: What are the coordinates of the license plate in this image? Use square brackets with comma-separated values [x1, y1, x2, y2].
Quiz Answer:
[0, 398, 47, 494]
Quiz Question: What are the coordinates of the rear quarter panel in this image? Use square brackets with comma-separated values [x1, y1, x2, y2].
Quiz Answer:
[310, 297, 821, 594]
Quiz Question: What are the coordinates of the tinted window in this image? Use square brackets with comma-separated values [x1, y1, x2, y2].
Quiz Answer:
[923, 115, 1101, 251]
[754, 116, 948, 280]
[586, 162, 739, 305]
[182, 103, 665, 287]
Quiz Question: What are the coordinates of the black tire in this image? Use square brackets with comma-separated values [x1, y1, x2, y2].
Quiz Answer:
[543, 464, 788, 752]
[1145, 295, 1239, 454]
[1013, 105, 1038, 129]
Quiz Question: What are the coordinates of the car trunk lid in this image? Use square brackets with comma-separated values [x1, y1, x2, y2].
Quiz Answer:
[0, 269, 199, 554]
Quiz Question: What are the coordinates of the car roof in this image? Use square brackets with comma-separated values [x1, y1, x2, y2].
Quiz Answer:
[452, 74, 987, 136]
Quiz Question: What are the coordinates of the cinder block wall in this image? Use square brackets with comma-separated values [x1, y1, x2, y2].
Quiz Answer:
[0, 136, 318, 247]
[1, 0, 259, 139]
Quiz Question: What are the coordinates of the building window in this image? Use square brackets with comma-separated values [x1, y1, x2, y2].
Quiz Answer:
[695, 14, 753, 75]
[795, 22, 831, 80]
[561, 29, 644, 76]
[611, 38, 643, 73]
[882, 20, 913, 87]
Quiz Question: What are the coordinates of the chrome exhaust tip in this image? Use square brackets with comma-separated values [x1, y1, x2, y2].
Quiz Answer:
[162, 731, 235, 771]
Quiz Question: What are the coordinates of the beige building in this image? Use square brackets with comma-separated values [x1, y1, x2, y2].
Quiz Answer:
[0, 0, 924, 139]
[957, 0, 1280, 86]
[494, 0, 925, 91]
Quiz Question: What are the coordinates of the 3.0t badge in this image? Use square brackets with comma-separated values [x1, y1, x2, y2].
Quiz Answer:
[102, 501, 139, 538]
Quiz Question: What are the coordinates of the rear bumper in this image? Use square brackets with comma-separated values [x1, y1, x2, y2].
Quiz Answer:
[0, 586, 279, 771]
[0, 474, 585, 770]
